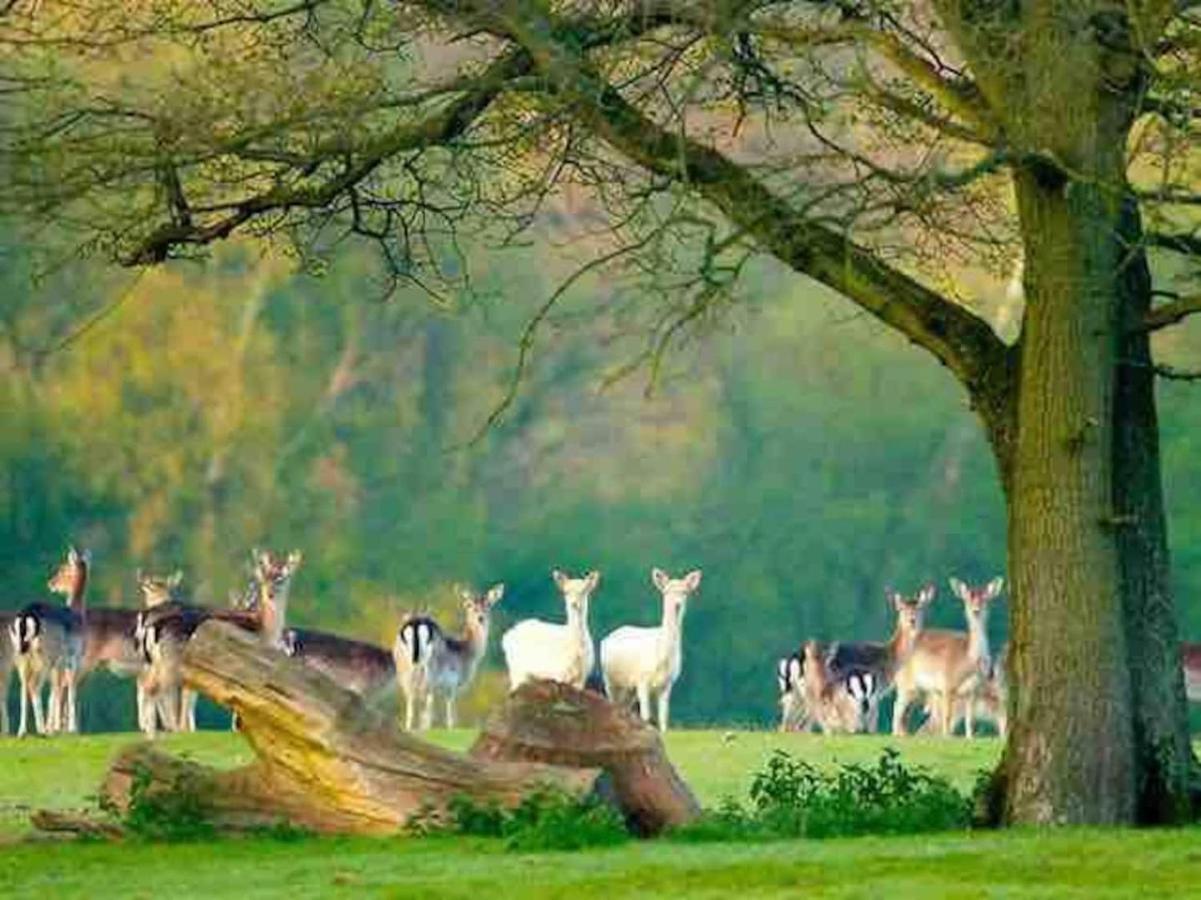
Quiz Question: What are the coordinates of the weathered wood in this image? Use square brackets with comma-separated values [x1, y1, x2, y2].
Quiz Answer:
[92, 621, 602, 835]
[29, 809, 125, 840]
[470, 680, 700, 835]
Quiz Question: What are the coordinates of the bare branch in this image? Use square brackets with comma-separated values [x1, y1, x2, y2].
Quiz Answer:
[1143, 293, 1201, 331]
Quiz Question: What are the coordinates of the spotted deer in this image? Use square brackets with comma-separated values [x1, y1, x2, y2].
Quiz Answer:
[251, 549, 301, 648]
[818, 585, 934, 734]
[136, 604, 211, 737]
[0, 611, 15, 735]
[393, 583, 503, 730]
[283, 627, 396, 699]
[502, 570, 599, 691]
[133, 550, 299, 737]
[919, 642, 1009, 738]
[777, 651, 811, 732]
[892, 577, 1002, 737]
[600, 568, 700, 732]
[800, 640, 878, 733]
[10, 547, 90, 736]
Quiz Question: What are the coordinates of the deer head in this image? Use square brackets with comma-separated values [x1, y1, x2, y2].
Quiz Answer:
[254, 549, 302, 643]
[551, 569, 600, 620]
[948, 576, 1004, 618]
[48, 545, 90, 605]
[651, 567, 702, 624]
[137, 569, 183, 608]
[458, 583, 503, 638]
[887, 584, 935, 639]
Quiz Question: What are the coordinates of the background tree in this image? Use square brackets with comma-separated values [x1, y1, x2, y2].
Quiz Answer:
[1, 1, 1200, 824]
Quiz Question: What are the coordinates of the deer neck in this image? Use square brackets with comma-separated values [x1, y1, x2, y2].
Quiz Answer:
[657, 600, 685, 663]
[67, 564, 89, 614]
[461, 616, 489, 664]
[888, 621, 919, 664]
[965, 609, 990, 662]
[565, 600, 590, 649]
[260, 589, 289, 646]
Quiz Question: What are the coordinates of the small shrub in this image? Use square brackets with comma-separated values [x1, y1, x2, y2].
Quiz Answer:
[415, 788, 631, 852]
[672, 748, 971, 843]
[101, 764, 216, 842]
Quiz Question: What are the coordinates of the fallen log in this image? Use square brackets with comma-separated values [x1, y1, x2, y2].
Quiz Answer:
[470, 681, 701, 835]
[93, 621, 602, 835]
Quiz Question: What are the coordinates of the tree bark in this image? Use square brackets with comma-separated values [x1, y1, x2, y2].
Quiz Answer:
[96, 621, 603, 835]
[1111, 201, 1197, 823]
[470, 680, 701, 836]
[998, 162, 1135, 824]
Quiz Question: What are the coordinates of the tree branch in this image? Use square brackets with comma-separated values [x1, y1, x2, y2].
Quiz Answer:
[1144, 293, 1201, 331]
[121, 49, 533, 265]
[501, 10, 1011, 406]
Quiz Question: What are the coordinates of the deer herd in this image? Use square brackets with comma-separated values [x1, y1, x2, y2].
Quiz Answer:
[2, 546, 1197, 741]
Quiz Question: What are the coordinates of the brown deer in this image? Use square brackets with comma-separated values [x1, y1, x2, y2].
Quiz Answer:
[10, 547, 89, 736]
[820, 584, 935, 734]
[892, 577, 1002, 737]
[134, 549, 300, 736]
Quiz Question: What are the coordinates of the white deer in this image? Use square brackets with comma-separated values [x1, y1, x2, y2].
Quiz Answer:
[502, 570, 599, 691]
[892, 576, 1002, 737]
[600, 568, 700, 731]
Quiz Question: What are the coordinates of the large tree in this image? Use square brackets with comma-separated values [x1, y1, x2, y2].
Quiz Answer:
[2, 1, 1200, 824]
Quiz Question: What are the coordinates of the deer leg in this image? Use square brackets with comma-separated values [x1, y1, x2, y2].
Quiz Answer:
[66, 672, 78, 734]
[420, 688, 434, 731]
[402, 686, 415, 731]
[33, 673, 48, 736]
[636, 683, 652, 723]
[445, 691, 456, 730]
[657, 685, 672, 733]
[891, 688, 911, 736]
[15, 666, 29, 738]
[939, 691, 955, 738]
[964, 692, 975, 739]
[45, 672, 60, 735]
[183, 689, 197, 731]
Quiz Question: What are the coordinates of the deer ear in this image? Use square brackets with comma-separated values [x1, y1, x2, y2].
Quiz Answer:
[585, 570, 601, 591]
[651, 568, 670, 592]
[168, 570, 183, 589]
[457, 585, 475, 603]
[948, 577, 968, 601]
[486, 583, 505, 605]
[552, 569, 568, 590]
[67, 546, 79, 563]
[135, 567, 145, 584]
[286, 550, 303, 570]
[917, 584, 936, 605]
[985, 576, 1004, 600]
[683, 569, 702, 592]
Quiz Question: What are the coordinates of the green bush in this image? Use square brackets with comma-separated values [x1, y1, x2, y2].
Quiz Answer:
[100, 764, 216, 843]
[415, 788, 631, 852]
[672, 748, 971, 842]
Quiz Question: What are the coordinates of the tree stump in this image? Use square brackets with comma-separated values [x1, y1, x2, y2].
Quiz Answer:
[470, 680, 700, 835]
[94, 621, 601, 835]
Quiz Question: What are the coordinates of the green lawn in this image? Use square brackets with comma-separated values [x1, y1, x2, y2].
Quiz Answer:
[1, 731, 1198, 898]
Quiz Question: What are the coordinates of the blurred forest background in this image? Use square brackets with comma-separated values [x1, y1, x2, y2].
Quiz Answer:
[2, 227, 1199, 730]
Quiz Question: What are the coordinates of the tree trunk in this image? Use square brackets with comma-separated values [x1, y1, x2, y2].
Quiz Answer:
[1111, 201, 1196, 823]
[96, 621, 603, 835]
[470, 680, 701, 835]
[999, 164, 1135, 824]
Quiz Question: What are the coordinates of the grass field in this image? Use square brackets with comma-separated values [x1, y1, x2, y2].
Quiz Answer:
[1, 731, 1199, 898]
